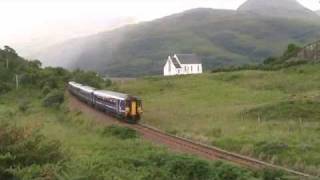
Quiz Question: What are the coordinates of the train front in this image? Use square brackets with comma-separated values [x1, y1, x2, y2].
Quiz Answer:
[125, 97, 143, 123]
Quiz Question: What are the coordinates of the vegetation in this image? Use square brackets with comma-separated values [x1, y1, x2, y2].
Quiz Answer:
[0, 46, 286, 179]
[0, 85, 278, 180]
[0, 121, 65, 180]
[114, 62, 320, 176]
[101, 125, 140, 139]
[0, 46, 110, 95]
[42, 90, 65, 108]
[211, 44, 305, 73]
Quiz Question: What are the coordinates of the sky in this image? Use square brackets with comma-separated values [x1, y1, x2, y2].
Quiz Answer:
[0, 0, 319, 56]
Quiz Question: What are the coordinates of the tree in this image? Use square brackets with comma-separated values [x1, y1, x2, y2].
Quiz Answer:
[282, 43, 301, 60]
[4, 45, 17, 56]
[29, 60, 42, 69]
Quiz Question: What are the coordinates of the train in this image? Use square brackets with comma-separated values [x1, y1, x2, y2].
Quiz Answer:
[68, 81, 142, 123]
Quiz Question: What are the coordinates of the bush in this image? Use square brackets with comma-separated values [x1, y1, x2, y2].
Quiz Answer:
[18, 100, 30, 113]
[9, 164, 61, 180]
[245, 100, 320, 122]
[0, 123, 65, 179]
[41, 85, 51, 96]
[71, 69, 110, 88]
[42, 90, 64, 108]
[254, 141, 289, 157]
[211, 161, 254, 180]
[101, 125, 139, 139]
[263, 57, 278, 65]
[167, 156, 211, 180]
[147, 154, 255, 180]
[261, 168, 287, 180]
[0, 82, 11, 94]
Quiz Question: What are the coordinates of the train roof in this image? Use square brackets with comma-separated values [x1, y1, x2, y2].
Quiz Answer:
[93, 90, 129, 100]
[80, 86, 96, 93]
[69, 81, 82, 88]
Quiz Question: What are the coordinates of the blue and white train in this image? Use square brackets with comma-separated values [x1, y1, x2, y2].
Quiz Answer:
[68, 81, 142, 123]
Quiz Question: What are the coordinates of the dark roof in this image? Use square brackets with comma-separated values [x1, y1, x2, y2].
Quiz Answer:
[171, 56, 182, 68]
[175, 54, 201, 64]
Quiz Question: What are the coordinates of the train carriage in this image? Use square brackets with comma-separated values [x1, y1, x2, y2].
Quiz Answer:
[78, 86, 96, 105]
[93, 90, 142, 123]
[68, 82, 82, 96]
[68, 81, 142, 123]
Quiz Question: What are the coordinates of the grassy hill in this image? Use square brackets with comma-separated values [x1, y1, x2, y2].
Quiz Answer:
[35, 3, 320, 77]
[2, 89, 271, 180]
[113, 63, 320, 175]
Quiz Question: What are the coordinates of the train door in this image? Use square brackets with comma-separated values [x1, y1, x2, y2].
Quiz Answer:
[90, 92, 94, 106]
[131, 100, 137, 116]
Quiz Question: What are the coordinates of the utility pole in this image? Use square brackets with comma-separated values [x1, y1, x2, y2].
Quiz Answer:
[15, 74, 19, 89]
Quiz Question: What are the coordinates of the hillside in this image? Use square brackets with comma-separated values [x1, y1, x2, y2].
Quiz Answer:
[113, 63, 320, 176]
[238, 0, 317, 19]
[35, 0, 320, 77]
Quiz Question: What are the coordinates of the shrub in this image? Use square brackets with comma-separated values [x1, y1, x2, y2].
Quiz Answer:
[101, 125, 139, 139]
[0, 123, 65, 179]
[0, 82, 11, 94]
[148, 154, 255, 180]
[9, 164, 60, 180]
[261, 168, 287, 180]
[42, 90, 64, 108]
[254, 141, 289, 157]
[41, 85, 51, 96]
[168, 156, 211, 180]
[211, 161, 254, 180]
[18, 100, 30, 113]
[263, 57, 278, 65]
[71, 69, 109, 88]
[207, 128, 222, 138]
[245, 100, 320, 122]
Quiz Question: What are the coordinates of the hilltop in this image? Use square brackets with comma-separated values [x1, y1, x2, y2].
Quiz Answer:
[34, 0, 320, 77]
[238, 0, 317, 19]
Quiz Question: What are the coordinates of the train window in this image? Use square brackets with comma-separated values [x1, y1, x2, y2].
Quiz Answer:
[105, 98, 116, 106]
[120, 100, 125, 110]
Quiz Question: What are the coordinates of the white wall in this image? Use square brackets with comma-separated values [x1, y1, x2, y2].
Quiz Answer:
[163, 56, 203, 76]
[163, 57, 177, 76]
[180, 64, 202, 74]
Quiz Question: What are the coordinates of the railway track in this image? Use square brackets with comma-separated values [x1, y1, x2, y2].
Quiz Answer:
[68, 93, 317, 179]
[132, 124, 316, 179]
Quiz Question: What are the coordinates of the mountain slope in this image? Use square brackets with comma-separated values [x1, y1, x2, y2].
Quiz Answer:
[35, 1, 320, 77]
[238, 0, 317, 19]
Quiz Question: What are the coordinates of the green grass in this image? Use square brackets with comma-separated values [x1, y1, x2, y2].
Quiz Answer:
[0, 88, 273, 179]
[113, 63, 320, 175]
